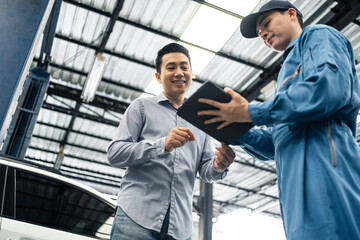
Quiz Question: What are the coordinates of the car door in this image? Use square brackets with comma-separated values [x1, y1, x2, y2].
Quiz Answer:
[0, 158, 115, 240]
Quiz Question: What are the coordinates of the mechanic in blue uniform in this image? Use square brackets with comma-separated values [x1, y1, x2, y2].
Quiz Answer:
[197, 1, 360, 239]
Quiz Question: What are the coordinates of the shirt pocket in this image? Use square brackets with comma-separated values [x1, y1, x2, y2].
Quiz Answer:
[303, 43, 338, 74]
[302, 46, 316, 75]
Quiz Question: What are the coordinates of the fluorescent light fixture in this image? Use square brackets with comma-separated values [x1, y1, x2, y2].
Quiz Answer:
[205, 0, 261, 17]
[81, 52, 107, 103]
[180, 5, 240, 52]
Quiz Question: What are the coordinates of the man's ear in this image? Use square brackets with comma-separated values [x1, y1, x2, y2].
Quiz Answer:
[288, 8, 297, 20]
[155, 72, 161, 83]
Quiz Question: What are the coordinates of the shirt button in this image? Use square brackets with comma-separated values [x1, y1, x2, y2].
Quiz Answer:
[165, 202, 169, 206]
[160, 214, 164, 219]
[147, 155, 150, 158]
[158, 220, 162, 223]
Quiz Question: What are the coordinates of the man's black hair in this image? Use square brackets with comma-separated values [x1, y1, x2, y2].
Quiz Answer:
[155, 43, 191, 73]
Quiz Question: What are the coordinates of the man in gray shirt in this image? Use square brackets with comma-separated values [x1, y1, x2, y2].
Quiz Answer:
[107, 43, 235, 240]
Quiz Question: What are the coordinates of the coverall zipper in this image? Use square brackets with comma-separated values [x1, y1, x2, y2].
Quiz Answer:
[327, 120, 337, 167]
[278, 65, 301, 91]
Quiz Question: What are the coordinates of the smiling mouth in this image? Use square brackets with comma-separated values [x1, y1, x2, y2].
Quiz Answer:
[173, 80, 186, 84]
[266, 35, 274, 45]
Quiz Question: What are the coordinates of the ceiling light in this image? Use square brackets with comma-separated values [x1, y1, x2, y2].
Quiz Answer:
[81, 52, 107, 103]
[180, 5, 240, 52]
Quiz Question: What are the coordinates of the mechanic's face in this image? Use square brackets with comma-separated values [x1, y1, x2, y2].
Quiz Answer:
[256, 9, 300, 52]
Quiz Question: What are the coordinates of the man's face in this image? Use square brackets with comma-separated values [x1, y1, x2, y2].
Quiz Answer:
[155, 52, 192, 98]
[256, 9, 297, 52]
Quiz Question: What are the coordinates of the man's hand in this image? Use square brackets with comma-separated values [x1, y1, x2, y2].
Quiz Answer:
[165, 127, 196, 152]
[198, 88, 252, 129]
[213, 142, 235, 170]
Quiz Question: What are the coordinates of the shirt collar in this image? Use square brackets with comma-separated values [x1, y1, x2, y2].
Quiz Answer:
[156, 92, 169, 103]
[156, 92, 187, 108]
[283, 35, 300, 61]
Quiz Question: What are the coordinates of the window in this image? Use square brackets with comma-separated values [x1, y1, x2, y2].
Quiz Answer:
[0, 162, 115, 239]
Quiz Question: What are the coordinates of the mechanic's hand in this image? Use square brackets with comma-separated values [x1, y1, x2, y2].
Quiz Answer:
[198, 88, 252, 129]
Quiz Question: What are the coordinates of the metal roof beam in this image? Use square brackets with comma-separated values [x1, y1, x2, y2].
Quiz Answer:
[53, 100, 81, 170]
[47, 81, 129, 114]
[43, 60, 153, 95]
[97, 0, 124, 53]
[59, 101, 80, 146]
[32, 134, 107, 154]
[36, 121, 112, 141]
[190, 0, 244, 19]
[52, 35, 260, 99]
[28, 145, 106, 165]
[321, 0, 360, 31]
[62, 0, 266, 71]
[52, 35, 263, 100]
[38, 0, 63, 70]
[42, 102, 119, 126]
[303, 0, 335, 27]
[25, 156, 119, 183]
[54, 34, 207, 84]
[54, 33, 154, 68]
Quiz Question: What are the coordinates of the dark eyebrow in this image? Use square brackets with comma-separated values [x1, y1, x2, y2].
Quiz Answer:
[165, 62, 177, 68]
[165, 61, 189, 67]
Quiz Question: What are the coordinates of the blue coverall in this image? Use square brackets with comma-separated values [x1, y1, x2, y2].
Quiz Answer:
[234, 25, 360, 239]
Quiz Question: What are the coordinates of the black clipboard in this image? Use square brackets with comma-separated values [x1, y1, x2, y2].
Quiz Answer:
[178, 81, 254, 144]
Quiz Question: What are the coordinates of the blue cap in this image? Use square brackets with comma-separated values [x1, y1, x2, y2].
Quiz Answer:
[240, 1, 302, 38]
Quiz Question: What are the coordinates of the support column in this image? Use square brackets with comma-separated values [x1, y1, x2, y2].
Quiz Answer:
[2, 68, 50, 158]
[198, 181, 213, 240]
[0, 0, 54, 151]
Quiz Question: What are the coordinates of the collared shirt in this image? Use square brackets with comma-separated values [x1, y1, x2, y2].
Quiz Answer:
[235, 25, 360, 239]
[107, 92, 227, 240]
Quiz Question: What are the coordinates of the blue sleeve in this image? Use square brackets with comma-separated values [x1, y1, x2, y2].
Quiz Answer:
[106, 99, 167, 168]
[250, 27, 353, 126]
[232, 128, 275, 161]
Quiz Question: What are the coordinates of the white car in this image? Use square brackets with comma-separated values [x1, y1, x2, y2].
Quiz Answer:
[0, 155, 116, 240]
